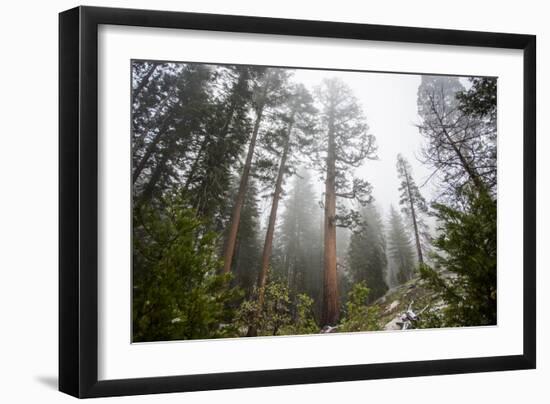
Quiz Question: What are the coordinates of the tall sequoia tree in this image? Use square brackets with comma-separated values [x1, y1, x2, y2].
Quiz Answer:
[251, 84, 317, 334]
[313, 77, 377, 326]
[387, 205, 416, 284]
[222, 68, 292, 274]
[347, 204, 388, 303]
[396, 154, 428, 265]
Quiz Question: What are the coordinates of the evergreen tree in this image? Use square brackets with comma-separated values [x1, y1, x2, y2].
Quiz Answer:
[275, 169, 324, 319]
[222, 68, 292, 274]
[416, 75, 497, 326]
[347, 204, 388, 302]
[387, 205, 416, 284]
[132, 195, 240, 342]
[133, 63, 215, 205]
[184, 66, 260, 226]
[456, 77, 497, 120]
[131, 61, 175, 158]
[396, 154, 429, 264]
[456, 77, 497, 197]
[312, 78, 378, 326]
[250, 84, 317, 335]
[419, 190, 497, 326]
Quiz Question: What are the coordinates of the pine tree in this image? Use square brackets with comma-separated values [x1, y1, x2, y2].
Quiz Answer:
[133, 63, 215, 204]
[416, 77, 497, 327]
[387, 205, 416, 284]
[131, 61, 174, 157]
[132, 195, 240, 342]
[419, 190, 496, 326]
[347, 204, 388, 302]
[396, 154, 428, 265]
[275, 169, 324, 319]
[456, 77, 497, 196]
[184, 66, 259, 225]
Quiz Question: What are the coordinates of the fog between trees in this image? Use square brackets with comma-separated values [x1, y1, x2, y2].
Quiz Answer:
[131, 61, 497, 342]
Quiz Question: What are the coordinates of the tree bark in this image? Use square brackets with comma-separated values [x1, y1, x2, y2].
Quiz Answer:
[248, 119, 293, 336]
[404, 169, 424, 266]
[222, 104, 265, 274]
[257, 121, 293, 299]
[321, 111, 339, 327]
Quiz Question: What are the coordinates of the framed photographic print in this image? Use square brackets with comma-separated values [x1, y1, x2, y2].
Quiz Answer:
[59, 6, 536, 398]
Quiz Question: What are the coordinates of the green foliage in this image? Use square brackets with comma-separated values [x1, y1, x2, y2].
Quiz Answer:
[257, 281, 292, 336]
[419, 190, 497, 327]
[339, 283, 381, 332]
[236, 279, 318, 336]
[347, 205, 388, 302]
[188, 66, 261, 224]
[413, 302, 445, 329]
[387, 205, 416, 285]
[281, 294, 319, 335]
[132, 196, 242, 342]
[456, 77, 497, 119]
[134, 64, 216, 205]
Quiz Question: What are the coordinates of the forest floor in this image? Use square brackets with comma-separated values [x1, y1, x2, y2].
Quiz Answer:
[372, 271, 453, 330]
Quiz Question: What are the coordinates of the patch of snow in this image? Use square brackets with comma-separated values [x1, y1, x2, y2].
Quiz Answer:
[384, 300, 400, 314]
[384, 316, 402, 331]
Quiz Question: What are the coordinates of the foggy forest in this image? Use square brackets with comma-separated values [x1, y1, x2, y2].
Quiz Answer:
[131, 60, 497, 342]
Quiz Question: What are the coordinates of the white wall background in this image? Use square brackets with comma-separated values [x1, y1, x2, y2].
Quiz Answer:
[0, 0, 545, 402]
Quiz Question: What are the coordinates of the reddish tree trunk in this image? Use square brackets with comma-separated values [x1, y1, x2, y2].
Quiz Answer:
[222, 105, 265, 274]
[247, 120, 293, 336]
[257, 122, 293, 300]
[321, 114, 339, 327]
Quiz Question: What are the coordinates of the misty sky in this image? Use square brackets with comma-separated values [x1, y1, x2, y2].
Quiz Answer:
[290, 69, 437, 219]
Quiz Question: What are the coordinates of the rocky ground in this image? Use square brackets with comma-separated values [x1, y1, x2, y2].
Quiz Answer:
[371, 272, 451, 330]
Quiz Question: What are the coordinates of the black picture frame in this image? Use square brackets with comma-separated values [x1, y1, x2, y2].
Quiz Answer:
[59, 5, 536, 398]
